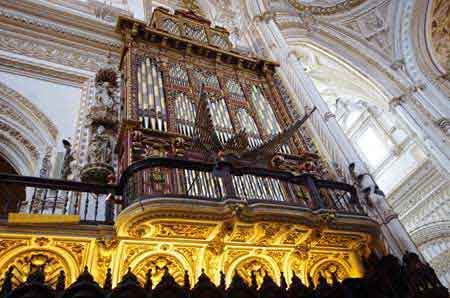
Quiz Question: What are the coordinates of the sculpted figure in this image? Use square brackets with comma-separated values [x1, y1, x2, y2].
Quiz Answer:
[349, 162, 384, 208]
[88, 126, 112, 164]
[95, 81, 117, 110]
[61, 139, 74, 179]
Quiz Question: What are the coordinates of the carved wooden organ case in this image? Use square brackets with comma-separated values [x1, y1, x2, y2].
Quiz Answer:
[115, 8, 325, 202]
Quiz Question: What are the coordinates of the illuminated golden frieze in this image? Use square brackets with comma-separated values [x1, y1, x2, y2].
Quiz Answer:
[315, 233, 362, 249]
[229, 225, 254, 242]
[254, 223, 290, 245]
[283, 228, 309, 245]
[127, 223, 151, 239]
[155, 222, 216, 239]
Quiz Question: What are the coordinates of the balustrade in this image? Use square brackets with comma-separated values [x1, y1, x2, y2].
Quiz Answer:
[119, 157, 365, 215]
[0, 157, 366, 225]
[0, 173, 117, 224]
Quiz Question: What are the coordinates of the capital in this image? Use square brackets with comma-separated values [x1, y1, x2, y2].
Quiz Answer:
[389, 95, 404, 110]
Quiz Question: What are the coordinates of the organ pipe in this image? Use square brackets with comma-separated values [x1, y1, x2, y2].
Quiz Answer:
[137, 58, 167, 131]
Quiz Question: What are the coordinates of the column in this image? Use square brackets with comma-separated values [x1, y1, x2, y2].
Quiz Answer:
[252, 16, 421, 257]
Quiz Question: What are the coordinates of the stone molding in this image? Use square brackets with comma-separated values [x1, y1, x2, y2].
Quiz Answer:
[0, 5, 121, 48]
[411, 220, 450, 247]
[0, 121, 39, 160]
[0, 82, 58, 141]
[287, 0, 367, 16]
[0, 30, 112, 73]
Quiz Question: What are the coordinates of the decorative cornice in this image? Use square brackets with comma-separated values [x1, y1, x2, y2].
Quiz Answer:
[287, 0, 367, 16]
[0, 56, 87, 86]
[0, 30, 113, 73]
[0, 6, 121, 48]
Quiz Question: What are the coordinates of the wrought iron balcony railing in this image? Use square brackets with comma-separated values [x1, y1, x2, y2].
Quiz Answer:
[0, 173, 117, 224]
[0, 158, 366, 224]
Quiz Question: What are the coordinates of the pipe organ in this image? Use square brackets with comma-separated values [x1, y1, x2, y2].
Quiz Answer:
[118, 8, 304, 172]
[136, 57, 167, 131]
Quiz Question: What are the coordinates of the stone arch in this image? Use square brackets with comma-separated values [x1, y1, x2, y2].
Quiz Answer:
[396, 0, 450, 115]
[411, 220, 450, 248]
[289, 42, 391, 111]
[127, 251, 193, 288]
[226, 255, 280, 288]
[0, 82, 58, 176]
[0, 246, 79, 289]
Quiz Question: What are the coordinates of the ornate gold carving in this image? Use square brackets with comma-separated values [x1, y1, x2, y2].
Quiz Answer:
[294, 243, 311, 260]
[266, 250, 286, 270]
[306, 253, 330, 278]
[229, 225, 254, 242]
[127, 223, 151, 239]
[155, 222, 215, 239]
[312, 261, 348, 285]
[255, 223, 288, 245]
[223, 250, 249, 274]
[284, 228, 308, 245]
[123, 244, 153, 272]
[315, 233, 361, 249]
[235, 257, 275, 288]
[134, 254, 186, 287]
[290, 252, 306, 278]
[175, 247, 197, 266]
[0, 251, 70, 288]
[34, 237, 50, 247]
[96, 238, 119, 282]
[0, 239, 26, 251]
[207, 222, 234, 255]
[54, 241, 86, 265]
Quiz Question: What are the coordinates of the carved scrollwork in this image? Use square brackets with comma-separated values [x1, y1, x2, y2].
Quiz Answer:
[155, 223, 215, 239]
